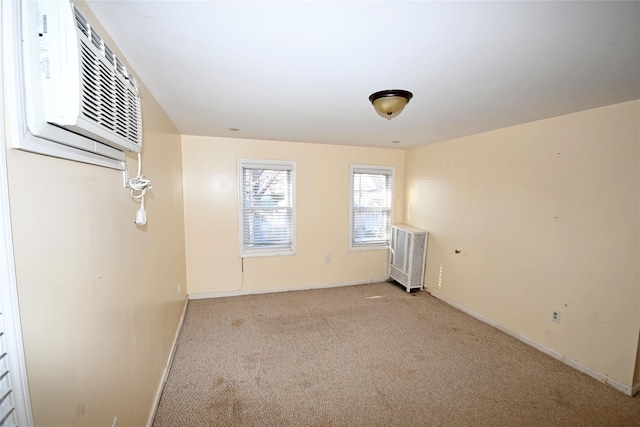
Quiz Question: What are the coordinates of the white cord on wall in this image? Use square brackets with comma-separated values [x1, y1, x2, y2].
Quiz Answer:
[129, 152, 152, 225]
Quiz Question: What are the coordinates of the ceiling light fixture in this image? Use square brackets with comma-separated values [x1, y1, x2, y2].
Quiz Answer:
[369, 89, 413, 120]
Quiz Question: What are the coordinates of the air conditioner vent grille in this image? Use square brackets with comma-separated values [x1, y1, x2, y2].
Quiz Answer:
[73, 5, 142, 147]
[74, 11, 88, 37]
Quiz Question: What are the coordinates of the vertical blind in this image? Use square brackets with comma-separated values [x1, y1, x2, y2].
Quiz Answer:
[242, 166, 293, 250]
[352, 168, 393, 246]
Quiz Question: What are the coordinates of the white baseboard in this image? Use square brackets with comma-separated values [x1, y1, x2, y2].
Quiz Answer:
[429, 292, 634, 396]
[188, 278, 389, 300]
[147, 296, 189, 427]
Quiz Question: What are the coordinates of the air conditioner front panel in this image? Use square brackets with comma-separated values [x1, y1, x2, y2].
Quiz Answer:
[22, 0, 142, 155]
[74, 34, 143, 150]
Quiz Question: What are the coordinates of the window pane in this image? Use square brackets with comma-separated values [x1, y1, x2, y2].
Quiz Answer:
[353, 208, 391, 244]
[352, 169, 393, 247]
[353, 173, 391, 208]
[242, 167, 293, 249]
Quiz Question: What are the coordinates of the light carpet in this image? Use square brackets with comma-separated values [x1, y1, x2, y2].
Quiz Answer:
[153, 282, 640, 426]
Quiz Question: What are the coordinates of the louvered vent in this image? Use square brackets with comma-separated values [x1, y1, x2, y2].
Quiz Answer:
[0, 313, 17, 426]
[72, 5, 142, 148]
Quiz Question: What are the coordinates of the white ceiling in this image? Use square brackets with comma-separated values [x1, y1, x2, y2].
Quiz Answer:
[86, 1, 640, 149]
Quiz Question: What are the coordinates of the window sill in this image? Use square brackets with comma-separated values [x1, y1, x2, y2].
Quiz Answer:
[241, 248, 296, 258]
[349, 244, 390, 252]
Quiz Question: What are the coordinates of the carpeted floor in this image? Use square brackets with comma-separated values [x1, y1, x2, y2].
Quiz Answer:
[153, 282, 640, 426]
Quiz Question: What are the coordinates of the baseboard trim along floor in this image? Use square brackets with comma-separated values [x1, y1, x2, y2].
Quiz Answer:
[430, 291, 634, 397]
[147, 296, 189, 427]
[188, 278, 389, 300]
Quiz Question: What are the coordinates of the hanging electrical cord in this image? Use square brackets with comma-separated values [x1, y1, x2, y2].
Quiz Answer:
[129, 152, 152, 225]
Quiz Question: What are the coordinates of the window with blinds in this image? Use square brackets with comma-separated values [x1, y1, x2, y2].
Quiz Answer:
[350, 165, 394, 250]
[238, 160, 296, 257]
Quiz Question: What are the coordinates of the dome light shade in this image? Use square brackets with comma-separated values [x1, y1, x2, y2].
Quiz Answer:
[369, 90, 413, 120]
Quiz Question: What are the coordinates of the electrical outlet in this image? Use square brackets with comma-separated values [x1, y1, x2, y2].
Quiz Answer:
[177, 283, 181, 295]
[111, 417, 118, 427]
[325, 255, 330, 263]
[551, 310, 561, 323]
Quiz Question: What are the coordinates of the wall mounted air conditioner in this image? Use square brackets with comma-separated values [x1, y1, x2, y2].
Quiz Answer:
[20, 0, 142, 162]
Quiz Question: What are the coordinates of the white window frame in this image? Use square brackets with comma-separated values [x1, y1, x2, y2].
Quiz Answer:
[237, 159, 296, 258]
[349, 164, 395, 251]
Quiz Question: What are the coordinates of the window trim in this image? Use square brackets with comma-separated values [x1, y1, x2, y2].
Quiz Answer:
[237, 159, 296, 258]
[349, 164, 395, 251]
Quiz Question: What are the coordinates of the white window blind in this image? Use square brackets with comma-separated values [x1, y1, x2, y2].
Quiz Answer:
[239, 160, 295, 257]
[350, 165, 394, 250]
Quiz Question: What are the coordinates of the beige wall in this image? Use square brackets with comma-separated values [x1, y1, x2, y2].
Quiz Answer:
[182, 136, 405, 295]
[4, 3, 187, 426]
[405, 100, 640, 389]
